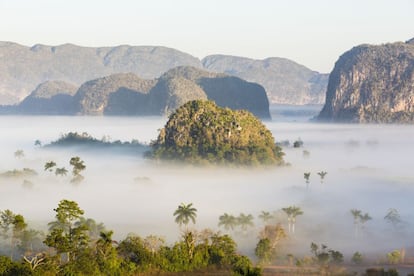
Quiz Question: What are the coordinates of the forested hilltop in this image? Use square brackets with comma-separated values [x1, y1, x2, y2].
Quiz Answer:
[147, 100, 284, 165]
[0, 41, 327, 106]
[318, 38, 414, 123]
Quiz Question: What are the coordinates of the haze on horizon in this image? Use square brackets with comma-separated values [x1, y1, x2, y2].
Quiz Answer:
[1, 0, 413, 73]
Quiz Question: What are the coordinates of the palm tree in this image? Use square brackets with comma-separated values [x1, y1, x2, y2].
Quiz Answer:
[304, 172, 311, 189]
[282, 206, 303, 234]
[350, 209, 362, 237]
[44, 161, 57, 172]
[55, 167, 68, 177]
[258, 211, 273, 225]
[237, 213, 254, 231]
[218, 213, 237, 231]
[173, 203, 197, 229]
[317, 171, 327, 183]
[14, 150, 24, 159]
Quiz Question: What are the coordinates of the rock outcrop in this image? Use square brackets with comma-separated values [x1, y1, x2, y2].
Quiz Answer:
[318, 39, 414, 123]
[202, 55, 329, 105]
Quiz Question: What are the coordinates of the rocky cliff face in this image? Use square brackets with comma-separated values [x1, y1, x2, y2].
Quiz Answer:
[202, 55, 329, 105]
[318, 39, 414, 123]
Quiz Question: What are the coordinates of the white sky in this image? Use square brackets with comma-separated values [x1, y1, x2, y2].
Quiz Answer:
[0, 0, 413, 72]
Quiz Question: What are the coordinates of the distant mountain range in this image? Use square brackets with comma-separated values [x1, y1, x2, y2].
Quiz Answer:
[0, 42, 328, 106]
[7, 66, 271, 119]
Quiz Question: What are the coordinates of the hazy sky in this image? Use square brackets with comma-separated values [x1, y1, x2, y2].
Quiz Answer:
[0, 0, 413, 72]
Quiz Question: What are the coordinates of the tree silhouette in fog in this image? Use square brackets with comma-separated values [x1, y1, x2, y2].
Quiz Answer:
[173, 203, 197, 229]
[282, 206, 303, 234]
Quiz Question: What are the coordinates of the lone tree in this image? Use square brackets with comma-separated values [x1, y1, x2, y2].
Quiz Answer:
[147, 100, 284, 166]
[173, 203, 197, 229]
[69, 157, 86, 183]
[44, 161, 57, 172]
[317, 171, 328, 183]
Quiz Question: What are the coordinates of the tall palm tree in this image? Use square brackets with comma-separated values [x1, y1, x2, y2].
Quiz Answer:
[384, 208, 402, 229]
[237, 213, 254, 231]
[317, 171, 327, 183]
[282, 206, 303, 234]
[218, 213, 237, 231]
[350, 209, 362, 237]
[304, 172, 311, 189]
[258, 211, 273, 225]
[173, 203, 197, 229]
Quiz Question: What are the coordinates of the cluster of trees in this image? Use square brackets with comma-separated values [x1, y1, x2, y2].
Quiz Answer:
[148, 100, 285, 166]
[0, 200, 260, 276]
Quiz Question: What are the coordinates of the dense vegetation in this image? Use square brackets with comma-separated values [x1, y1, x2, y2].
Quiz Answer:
[0, 200, 260, 276]
[147, 100, 284, 165]
[45, 132, 148, 153]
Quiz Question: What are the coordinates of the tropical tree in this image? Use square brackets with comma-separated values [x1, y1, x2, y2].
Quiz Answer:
[44, 161, 57, 172]
[350, 209, 371, 238]
[55, 167, 68, 177]
[350, 209, 362, 237]
[282, 206, 303, 234]
[258, 211, 273, 225]
[317, 171, 327, 183]
[14, 150, 24, 159]
[44, 199, 88, 263]
[237, 213, 254, 231]
[384, 208, 402, 229]
[69, 157, 86, 183]
[218, 213, 237, 231]
[304, 172, 311, 189]
[34, 140, 42, 147]
[173, 203, 197, 229]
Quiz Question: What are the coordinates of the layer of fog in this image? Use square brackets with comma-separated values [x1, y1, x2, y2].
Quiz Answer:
[0, 110, 413, 261]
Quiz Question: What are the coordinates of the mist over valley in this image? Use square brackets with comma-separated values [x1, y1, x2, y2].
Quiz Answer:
[1, 107, 413, 269]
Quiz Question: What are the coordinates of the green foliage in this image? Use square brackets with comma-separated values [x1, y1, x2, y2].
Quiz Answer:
[387, 250, 402, 264]
[148, 100, 284, 166]
[351, 251, 363, 264]
[255, 238, 272, 264]
[173, 203, 197, 228]
[0, 168, 37, 179]
[310, 243, 344, 266]
[47, 131, 147, 152]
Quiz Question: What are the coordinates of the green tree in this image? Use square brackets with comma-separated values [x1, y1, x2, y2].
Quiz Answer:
[44, 161, 57, 172]
[173, 203, 197, 229]
[14, 150, 24, 159]
[258, 211, 273, 225]
[255, 238, 272, 264]
[55, 167, 68, 177]
[69, 157, 86, 183]
[317, 171, 327, 183]
[236, 213, 254, 232]
[282, 206, 303, 234]
[304, 172, 311, 189]
[384, 208, 402, 229]
[218, 213, 237, 231]
[44, 199, 88, 263]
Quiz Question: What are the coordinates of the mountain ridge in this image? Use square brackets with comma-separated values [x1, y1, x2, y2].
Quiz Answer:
[0, 41, 327, 105]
